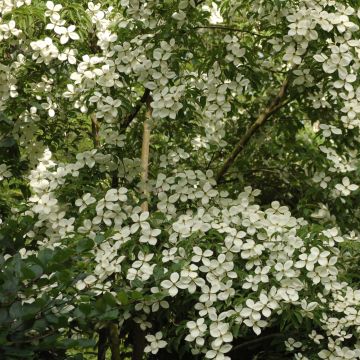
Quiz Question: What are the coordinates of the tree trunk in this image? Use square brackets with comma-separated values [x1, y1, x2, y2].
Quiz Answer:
[97, 327, 108, 360]
[131, 96, 152, 360]
[109, 323, 121, 360]
[140, 96, 152, 212]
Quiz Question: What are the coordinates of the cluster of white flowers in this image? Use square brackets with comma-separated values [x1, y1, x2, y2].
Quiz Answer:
[0, 0, 31, 15]
[18, 146, 359, 358]
[0, 19, 21, 41]
[30, 38, 59, 64]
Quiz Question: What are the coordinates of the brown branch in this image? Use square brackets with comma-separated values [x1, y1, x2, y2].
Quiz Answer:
[121, 88, 150, 130]
[7, 330, 57, 345]
[140, 96, 152, 212]
[215, 75, 292, 183]
[230, 333, 285, 354]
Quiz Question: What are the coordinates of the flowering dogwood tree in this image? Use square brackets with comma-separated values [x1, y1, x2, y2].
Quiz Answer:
[0, 0, 360, 359]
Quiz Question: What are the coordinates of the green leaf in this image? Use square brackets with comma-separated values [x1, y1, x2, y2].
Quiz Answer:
[94, 233, 105, 244]
[116, 290, 129, 305]
[76, 238, 94, 253]
[9, 302, 23, 319]
[0, 137, 16, 148]
[153, 265, 165, 280]
[22, 264, 43, 279]
[2, 347, 34, 358]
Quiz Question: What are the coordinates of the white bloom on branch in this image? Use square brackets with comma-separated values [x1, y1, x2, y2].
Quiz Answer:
[144, 332, 167, 354]
[335, 177, 358, 196]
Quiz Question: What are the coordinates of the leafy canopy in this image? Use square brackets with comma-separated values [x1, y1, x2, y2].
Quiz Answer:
[0, 0, 360, 359]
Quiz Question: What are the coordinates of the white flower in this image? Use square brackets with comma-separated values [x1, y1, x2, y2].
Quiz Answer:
[130, 211, 150, 233]
[205, 344, 232, 360]
[75, 274, 97, 290]
[308, 330, 324, 344]
[192, 246, 213, 262]
[185, 318, 207, 346]
[319, 124, 342, 138]
[32, 193, 58, 215]
[195, 182, 218, 205]
[161, 272, 181, 297]
[55, 25, 80, 44]
[0, 164, 12, 180]
[199, 284, 220, 303]
[41, 97, 57, 117]
[335, 177, 358, 196]
[285, 338, 302, 351]
[105, 187, 128, 202]
[75, 193, 96, 213]
[274, 260, 296, 281]
[243, 317, 268, 335]
[144, 332, 167, 354]
[202, 2, 223, 25]
[313, 172, 331, 189]
[45, 1, 62, 19]
[58, 48, 77, 64]
[139, 228, 161, 245]
[0, 20, 21, 39]
[30, 37, 59, 64]
[209, 321, 233, 348]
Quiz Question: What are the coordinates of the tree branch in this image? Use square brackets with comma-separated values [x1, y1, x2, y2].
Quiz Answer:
[230, 333, 284, 354]
[121, 88, 150, 131]
[215, 74, 293, 183]
[192, 25, 274, 38]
